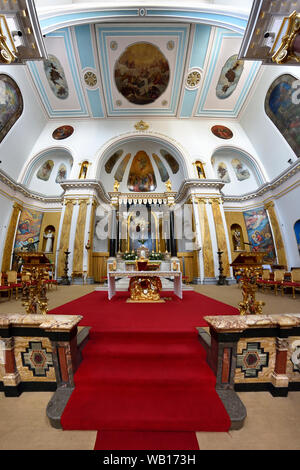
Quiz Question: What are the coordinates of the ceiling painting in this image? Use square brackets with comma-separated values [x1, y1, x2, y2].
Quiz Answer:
[216, 54, 244, 100]
[114, 42, 170, 105]
[26, 20, 260, 119]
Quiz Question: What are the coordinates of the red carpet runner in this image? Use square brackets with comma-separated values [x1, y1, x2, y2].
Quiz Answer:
[49, 291, 238, 449]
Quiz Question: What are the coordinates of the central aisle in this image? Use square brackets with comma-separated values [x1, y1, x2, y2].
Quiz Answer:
[49, 291, 238, 444]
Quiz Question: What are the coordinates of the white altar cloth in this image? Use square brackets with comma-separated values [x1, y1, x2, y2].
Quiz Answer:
[107, 270, 182, 300]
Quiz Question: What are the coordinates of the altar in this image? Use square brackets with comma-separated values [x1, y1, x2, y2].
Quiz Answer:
[108, 270, 183, 301]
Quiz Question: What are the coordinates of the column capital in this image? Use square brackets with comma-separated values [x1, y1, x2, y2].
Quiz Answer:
[13, 202, 23, 211]
[264, 201, 275, 210]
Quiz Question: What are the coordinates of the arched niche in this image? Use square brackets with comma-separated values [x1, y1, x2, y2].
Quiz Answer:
[23, 148, 73, 196]
[96, 135, 188, 194]
[231, 223, 245, 252]
[211, 147, 264, 196]
[42, 225, 55, 253]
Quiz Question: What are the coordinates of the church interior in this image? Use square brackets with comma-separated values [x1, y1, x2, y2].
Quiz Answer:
[0, 0, 300, 451]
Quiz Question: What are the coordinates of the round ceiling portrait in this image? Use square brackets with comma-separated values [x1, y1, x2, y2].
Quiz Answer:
[52, 125, 74, 140]
[114, 42, 170, 105]
[211, 125, 233, 140]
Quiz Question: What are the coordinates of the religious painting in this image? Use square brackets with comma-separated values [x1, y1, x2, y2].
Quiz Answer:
[294, 220, 300, 255]
[14, 209, 43, 251]
[216, 54, 244, 99]
[127, 151, 157, 192]
[0, 74, 23, 143]
[114, 42, 170, 105]
[211, 125, 233, 140]
[114, 153, 131, 182]
[43, 54, 69, 100]
[55, 163, 67, 183]
[52, 125, 74, 140]
[265, 74, 300, 157]
[231, 158, 250, 181]
[37, 160, 54, 181]
[105, 149, 124, 174]
[216, 162, 231, 183]
[160, 149, 179, 174]
[243, 207, 276, 260]
[152, 153, 169, 182]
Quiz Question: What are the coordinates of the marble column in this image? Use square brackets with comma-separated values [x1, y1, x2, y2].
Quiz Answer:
[1, 202, 22, 272]
[57, 200, 74, 279]
[1, 337, 21, 394]
[264, 201, 288, 267]
[86, 199, 98, 282]
[169, 208, 177, 257]
[271, 337, 289, 395]
[210, 198, 230, 278]
[109, 204, 118, 258]
[191, 197, 204, 284]
[197, 198, 215, 283]
[72, 199, 88, 278]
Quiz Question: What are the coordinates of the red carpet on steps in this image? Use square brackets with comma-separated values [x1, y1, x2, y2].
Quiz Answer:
[49, 290, 238, 448]
[94, 431, 200, 450]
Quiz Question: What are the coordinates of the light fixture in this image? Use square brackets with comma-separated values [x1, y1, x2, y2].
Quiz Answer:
[0, 0, 47, 65]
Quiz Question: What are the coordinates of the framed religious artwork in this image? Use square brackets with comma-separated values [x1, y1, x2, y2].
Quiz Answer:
[211, 125, 233, 140]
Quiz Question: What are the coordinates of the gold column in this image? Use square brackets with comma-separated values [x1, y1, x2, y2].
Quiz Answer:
[210, 198, 230, 277]
[264, 201, 287, 267]
[57, 200, 74, 278]
[72, 200, 88, 274]
[88, 199, 98, 278]
[197, 198, 215, 279]
[1, 202, 23, 272]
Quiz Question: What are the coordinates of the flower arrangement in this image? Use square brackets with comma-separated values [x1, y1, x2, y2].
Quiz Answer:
[149, 251, 163, 261]
[123, 251, 137, 261]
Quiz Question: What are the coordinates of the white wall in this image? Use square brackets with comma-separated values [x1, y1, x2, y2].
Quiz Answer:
[239, 65, 300, 181]
[0, 65, 47, 181]
[24, 117, 264, 185]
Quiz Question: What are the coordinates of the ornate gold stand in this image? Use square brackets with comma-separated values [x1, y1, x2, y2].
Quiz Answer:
[231, 252, 266, 316]
[22, 266, 49, 315]
[19, 252, 51, 315]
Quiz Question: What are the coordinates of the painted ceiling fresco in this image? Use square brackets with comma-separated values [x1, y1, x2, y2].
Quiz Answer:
[27, 21, 261, 119]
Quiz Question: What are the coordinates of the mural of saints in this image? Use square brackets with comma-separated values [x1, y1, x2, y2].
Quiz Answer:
[55, 163, 67, 183]
[37, 160, 54, 181]
[127, 151, 157, 192]
[231, 158, 250, 181]
[217, 162, 231, 183]
[243, 207, 276, 261]
[14, 209, 43, 251]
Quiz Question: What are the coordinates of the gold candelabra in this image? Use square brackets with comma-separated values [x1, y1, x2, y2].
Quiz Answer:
[237, 266, 265, 316]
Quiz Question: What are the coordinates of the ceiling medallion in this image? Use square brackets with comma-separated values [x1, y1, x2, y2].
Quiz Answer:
[186, 69, 201, 89]
[84, 70, 97, 87]
[116, 99, 122, 107]
[134, 120, 149, 131]
[110, 40, 118, 51]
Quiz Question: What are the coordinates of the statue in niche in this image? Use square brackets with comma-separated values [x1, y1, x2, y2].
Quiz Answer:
[194, 161, 206, 179]
[231, 225, 244, 251]
[79, 161, 90, 179]
[43, 227, 55, 253]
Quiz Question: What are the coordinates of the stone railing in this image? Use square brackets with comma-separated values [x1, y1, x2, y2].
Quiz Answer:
[199, 313, 300, 397]
[0, 314, 83, 397]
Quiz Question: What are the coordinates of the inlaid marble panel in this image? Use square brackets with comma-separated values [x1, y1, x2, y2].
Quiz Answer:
[235, 337, 276, 384]
[14, 337, 56, 382]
